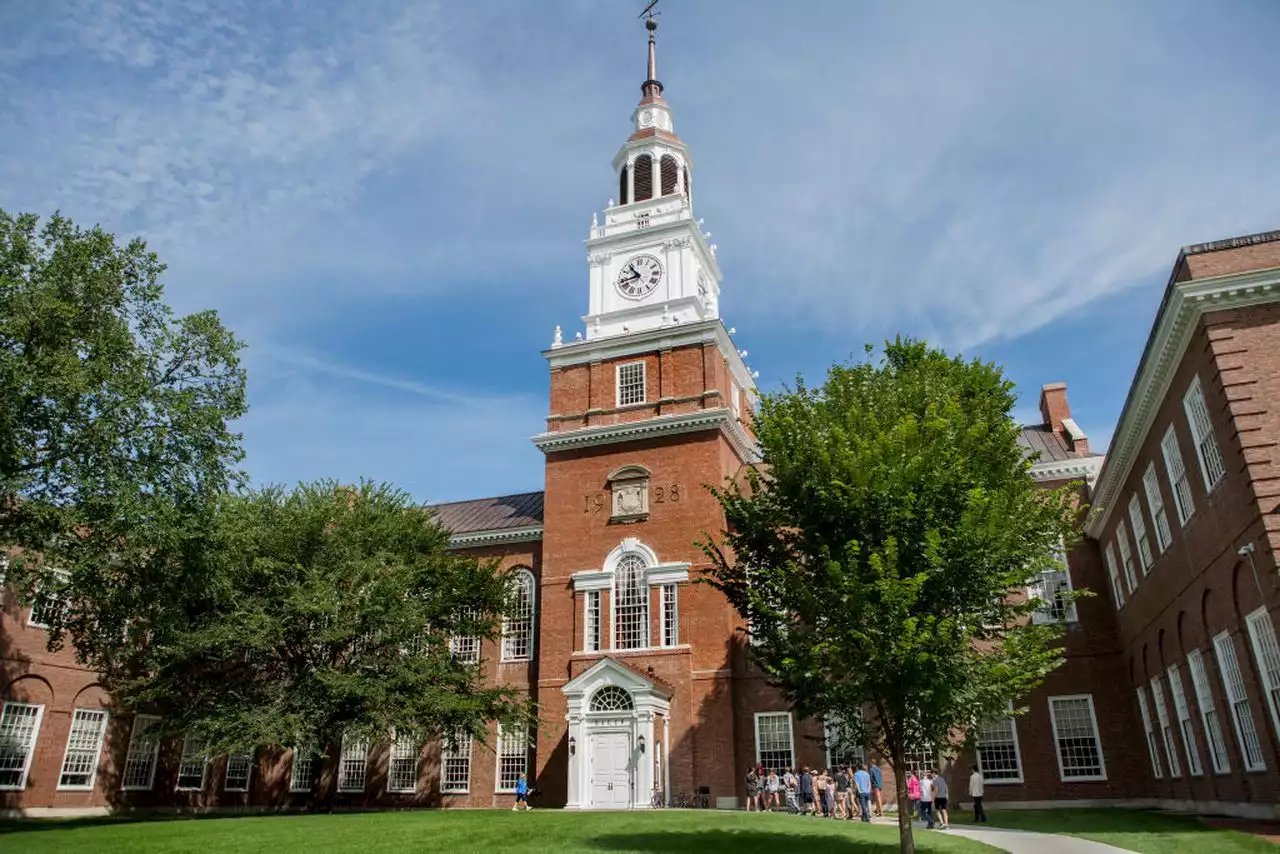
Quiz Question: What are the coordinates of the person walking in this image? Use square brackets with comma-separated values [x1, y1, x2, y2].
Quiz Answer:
[834, 766, 851, 819]
[969, 765, 987, 823]
[919, 770, 936, 829]
[853, 763, 872, 823]
[784, 768, 800, 814]
[815, 768, 829, 817]
[513, 773, 532, 811]
[906, 772, 921, 823]
[869, 758, 884, 817]
[933, 771, 950, 830]
[799, 766, 815, 815]
[745, 765, 760, 812]
[823, 769, 837, 818]
[766, 768, 781, 811]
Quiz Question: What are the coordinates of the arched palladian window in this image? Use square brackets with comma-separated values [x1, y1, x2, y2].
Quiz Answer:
[618, 165, 629, 205]
[590, 686, 635, 712]
[613, 553, 649, 649]
[633, 154, 654, 202]
[660, 155, 679, 196]
[501, 568, 536, 662]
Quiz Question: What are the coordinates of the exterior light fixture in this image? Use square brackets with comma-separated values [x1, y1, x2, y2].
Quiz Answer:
[568, 736, 576, 756]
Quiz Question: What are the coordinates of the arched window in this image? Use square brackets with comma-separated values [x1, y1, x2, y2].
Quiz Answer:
[618, 165, 629, 205]
[614, 553, 649, 649]
[660, 155, 679, 196]
[633, 155, 654, 202]
[501, 568, 535, 662]
[590, 686, 635, 712]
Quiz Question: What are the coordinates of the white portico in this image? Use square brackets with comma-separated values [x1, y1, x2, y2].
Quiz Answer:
[562, 657, 672, 810]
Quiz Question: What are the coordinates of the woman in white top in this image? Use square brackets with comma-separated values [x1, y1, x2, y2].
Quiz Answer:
[765, 769, 781, 811]
[969, 765, 987, 823]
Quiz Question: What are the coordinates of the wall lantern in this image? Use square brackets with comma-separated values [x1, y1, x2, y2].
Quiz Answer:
[638, 735, 646, 755]
[569, 736, 576, 756]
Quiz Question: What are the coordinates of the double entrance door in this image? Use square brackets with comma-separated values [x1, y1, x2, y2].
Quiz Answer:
[589, 732, 633, 809]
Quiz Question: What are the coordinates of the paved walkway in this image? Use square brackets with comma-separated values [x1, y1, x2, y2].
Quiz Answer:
[865, 816, 1136, 854]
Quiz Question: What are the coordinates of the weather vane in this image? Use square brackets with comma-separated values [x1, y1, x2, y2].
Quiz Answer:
[639, 0, 661, 22]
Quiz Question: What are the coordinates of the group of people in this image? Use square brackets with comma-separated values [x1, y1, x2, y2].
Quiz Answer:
[744, 762, 884, 821]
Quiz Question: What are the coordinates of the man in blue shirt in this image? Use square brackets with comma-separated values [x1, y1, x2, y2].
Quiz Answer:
[868, 759, 884, 817]
[853, 763, 872, 822]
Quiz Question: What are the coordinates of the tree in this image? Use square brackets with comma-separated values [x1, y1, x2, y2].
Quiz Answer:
[0, 209, 246, 637]
[105, 480, 531, 759]
[702, 339, 1080, 854]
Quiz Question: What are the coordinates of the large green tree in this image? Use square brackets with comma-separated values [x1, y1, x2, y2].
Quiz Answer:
[702, 339, 1080, 854]
[0, 208, 246, 648]
[100, 480, 530, 757]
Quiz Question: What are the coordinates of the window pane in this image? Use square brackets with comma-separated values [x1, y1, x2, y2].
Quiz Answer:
[440, 729, 472, 793]
[497, 724, 531, 792]
[976, 715, 1022, 782]
[0, 702, 44, 789]
[58, 709, 108, 789]
[121, 715, 162, 790]
[1049, 696, 1106, 780]
[614, 554, 649, 650]
[755, 713, 794, 771]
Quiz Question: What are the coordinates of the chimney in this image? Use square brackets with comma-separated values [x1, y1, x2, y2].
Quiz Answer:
[1039, 382, 1089, 455]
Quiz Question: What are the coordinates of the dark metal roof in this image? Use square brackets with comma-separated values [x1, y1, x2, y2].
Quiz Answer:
[1017, 425, 1073, 462]
[427, 491, 544, 534]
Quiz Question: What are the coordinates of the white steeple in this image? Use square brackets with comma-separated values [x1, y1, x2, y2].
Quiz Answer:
[581, 14, 722, 341]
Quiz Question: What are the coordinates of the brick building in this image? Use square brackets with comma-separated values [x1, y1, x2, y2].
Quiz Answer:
[4, 18, 1280, 821]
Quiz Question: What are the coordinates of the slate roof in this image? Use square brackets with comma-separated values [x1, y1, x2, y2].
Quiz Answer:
[1017, 425, 1074, 462]
[427, 491, 545, 534]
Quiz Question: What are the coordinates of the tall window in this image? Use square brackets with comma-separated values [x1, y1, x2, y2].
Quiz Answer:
[121, 715, 162, 790]
[0, 702, 44, 790]
[1213, 631, 1266, 771]
[502, 569, 535, 662]
[659, 154, 679, 196]
[585, 590, 602, 651]
[824, 716, 863, 772]
[176, 735, 208, 791]
[1166, 664, 1204, 777]
[613, 553, 649, 650]
[27, 569, 69, 629]
[1136, 687, 1163, 779]
[729, 379, 742, 418]
[225, 752, 253, 792]
[496, 723, 530, 792]
[58, 708, 109, 790]
[661, 583, 679, 647]
[1183, 375, 1226, 490]
[441, 729, 471, 793]
[388, 731, 418, 793]
[450, 606, 480, 665]
[617, 361, 647, 407]
[289, 744, 316, 792]
[1143, 463, 1173, 553]
[618, 164, 628, 205]
[633, 154, 654, 201]
[1048, 695, 1106, 781]
[754, 712, 794, 771]
[1187, 649, 1231, 774]
[976, 712, 1023, 783]
[1161, 425, 1195, 525]
[1150, 676, 1181, 777]
[1116, 521, 1138, 593]
[1128, 495, 1154, 574]
[1104, 543, 1125, 609]
[1244, 607, 1280, 747]
[1029, 544, 1076, 624]
[339, 734, 369, 792]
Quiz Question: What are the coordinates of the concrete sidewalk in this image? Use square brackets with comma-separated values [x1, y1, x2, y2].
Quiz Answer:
[866, 816, 1136, 854]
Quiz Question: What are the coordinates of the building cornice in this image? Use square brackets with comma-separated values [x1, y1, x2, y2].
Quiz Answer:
[532, 406, 761, 464]
[1085, 265, 1280, 537]
[448, 525, 544, 550]
[1029, 455, 1105, 485]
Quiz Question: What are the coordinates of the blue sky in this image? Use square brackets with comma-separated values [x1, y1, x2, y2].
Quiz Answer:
[3, 0, 1279, 503]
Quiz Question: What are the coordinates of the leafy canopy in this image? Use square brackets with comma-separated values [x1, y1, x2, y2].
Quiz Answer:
[702, 339, 1080, 843]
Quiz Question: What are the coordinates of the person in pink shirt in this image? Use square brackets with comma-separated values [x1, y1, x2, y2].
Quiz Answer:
[907, 772, 922, 822]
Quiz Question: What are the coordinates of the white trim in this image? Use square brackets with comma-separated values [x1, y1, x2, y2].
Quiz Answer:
[1244, 607, 1280, 751]
[1029, 455, 1105, 484]
[752, 711, 796, 771]
[1183, 374, 1226, 492]
[573, 570, 613, 592]
[1061, 418, 1087, 443]
[976, 706, 1025, 785]
[386, 729, 419, 794]
[1047, 694, 1108, 782]
[1213, 630, 1267, 772]
[1086, 265, 1280, 538]
[0, 701, 45, 790]
[660, 583, 679, 648]
[288, 745, 315, 793]
[223, 751, 253, 793]
[56, 708, 109, 791]
[584, 589, 603, 652]
[448, 525, 542, 549]
[616, 360, 647, 408]
[338, 734, 369, 792]
[646, 564, 691, 586]
[121, 714, 162, 791]
[533, 406, 760, 464]
[174, 734, 208, 792]
[500, 567, 536, 663]
[1187, 648, 1232, 775]
[25, 568, 70, 629]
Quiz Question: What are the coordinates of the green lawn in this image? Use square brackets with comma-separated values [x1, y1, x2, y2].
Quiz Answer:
[951, 808, 1276, 854]
[0, 809, 999, 854]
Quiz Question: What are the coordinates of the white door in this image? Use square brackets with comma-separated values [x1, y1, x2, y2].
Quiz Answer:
[589, 733, 632, 809]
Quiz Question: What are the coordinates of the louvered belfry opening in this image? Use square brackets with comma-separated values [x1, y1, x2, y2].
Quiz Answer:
[618, 165, 629, 205]
[660, 155, 678, 196]
[633, 154, 654, 202]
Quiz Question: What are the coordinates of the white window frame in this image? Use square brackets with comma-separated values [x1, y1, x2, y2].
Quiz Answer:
[661, 583, 679, 647]
[288, 744, 315, 793]
[501, 568, 536, 663]
[1213, 631, 1266, 772]
[1166, 663, 1204, 777]
[121, 714, 162, 791]
[975, 707, 1024, 784]
[26, 568, 70, 629]
[338, 734, 369, 792]
[1128, 495, 1154, 574]
[440, 729, 472, 794]
[449, 606, 481, 666]
[1143, 462, 1173, 553]
[1136, 686, 1163, 779]
[57, 708, 109, 791]
[729, 379, 742, 419]
[387, 730, 419, 794]
[1244, 607, 1280, 748]
[1187, 649, 1231, 774]
[495, 722, 530, 793]
[1183, 375, 1226, 492]
[823, 715, 864, 772]
[1115, 521, 1138, 594]
[1150, 676, 1181, 778]
[1047, 694, 1107, 782]
[753, 711, 795, 771]
[1029, 543, 1077, 624]
[612, 552, 649, 651]
[616, 361, 647, 407]
[0, 701, 45, 790]
[1104, 542, 1125, 609]
[224, 751, 253, 793]
[1161, 425, 1195, 525]
[584, 590, 602, 652]
[175, 734, 208, 791]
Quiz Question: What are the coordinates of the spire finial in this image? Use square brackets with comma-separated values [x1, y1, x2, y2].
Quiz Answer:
[639, 0, 663, 98]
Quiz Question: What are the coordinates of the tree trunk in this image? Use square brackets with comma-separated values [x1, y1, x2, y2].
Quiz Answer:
[892, 746, 915, 854]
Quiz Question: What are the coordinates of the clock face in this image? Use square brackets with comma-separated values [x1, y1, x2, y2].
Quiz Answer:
[615, 254, 664, 299]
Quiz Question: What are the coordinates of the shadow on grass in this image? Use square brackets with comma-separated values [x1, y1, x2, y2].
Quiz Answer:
[588, 830, 901, 853]
[0, 811, 322, 836]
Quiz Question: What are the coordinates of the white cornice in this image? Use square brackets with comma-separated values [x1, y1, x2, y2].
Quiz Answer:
[448, 525, 543, 550]
[1030, 455, 1105, 485]
[531, 406, 762, 464]
[1085, 265, 1280, 537]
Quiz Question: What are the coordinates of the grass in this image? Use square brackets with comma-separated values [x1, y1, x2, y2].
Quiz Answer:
[0, 809, 1001, 854]
[951, 808, 1277, 854]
